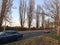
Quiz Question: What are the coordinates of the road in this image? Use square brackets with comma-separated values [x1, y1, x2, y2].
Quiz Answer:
[21, 29, 55, 40]
[3, 30, 52, 45]
[22, 30, 44, 39]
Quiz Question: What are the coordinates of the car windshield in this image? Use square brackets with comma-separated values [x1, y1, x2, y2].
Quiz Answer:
[0, 32, 6, 36]
[5, 31, 17, 35]
[0, 32, 4, 35]
[5, 30, 16, 32]
[5, 30, 16, 33]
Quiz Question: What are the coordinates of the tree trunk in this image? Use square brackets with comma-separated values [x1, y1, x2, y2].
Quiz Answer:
[42, 14, 45, 29]
[57, 26, 60, 36]
[0, 0, 7, 31]
[4, 21, 6, 31]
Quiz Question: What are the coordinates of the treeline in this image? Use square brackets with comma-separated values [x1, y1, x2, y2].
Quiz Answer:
[1, 26, 53, 31]
[0, 0, 60, 36]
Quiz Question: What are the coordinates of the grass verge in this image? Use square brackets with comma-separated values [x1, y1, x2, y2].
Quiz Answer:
[44, 32, 60, 45]
[8, 36, 58, 45]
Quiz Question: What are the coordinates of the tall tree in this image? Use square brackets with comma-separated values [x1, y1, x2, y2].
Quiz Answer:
[55, 0, 60, 36]
[0, 0, 7, 31]
[19, 0, 23, 28]
[28, 0, 35, 30]
[19, 0, 26, 28]
[41, 9, 45, 29]
[36, 5, 41, 29]
[43, 0, 60, 36]
[23, 0, 26, 27]
[0, 0, 13, 31]
[3, 0, 13, 31]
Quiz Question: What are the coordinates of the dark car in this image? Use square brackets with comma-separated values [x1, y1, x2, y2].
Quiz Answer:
[0, 30, 23, 44]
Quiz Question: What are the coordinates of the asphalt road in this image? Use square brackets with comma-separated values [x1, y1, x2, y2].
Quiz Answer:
[22, 29, 56, 39]
[3, 30, 55, 45]
[22, 31, 44, 39]
[3, 30, 45, 45]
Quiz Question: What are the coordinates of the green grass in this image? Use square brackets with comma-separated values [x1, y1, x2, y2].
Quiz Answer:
[44, 32, 60, 45]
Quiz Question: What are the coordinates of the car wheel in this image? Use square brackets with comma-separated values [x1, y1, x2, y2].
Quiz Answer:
[17, 35, 23, 40]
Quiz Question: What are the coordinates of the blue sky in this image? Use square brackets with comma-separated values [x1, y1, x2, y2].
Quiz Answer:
[10, 0, 44, 26]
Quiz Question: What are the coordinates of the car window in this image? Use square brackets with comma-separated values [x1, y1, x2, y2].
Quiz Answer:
[0, 32, 4, 35]
[5, 32, 17, 34]
[0, 32, 6, 36]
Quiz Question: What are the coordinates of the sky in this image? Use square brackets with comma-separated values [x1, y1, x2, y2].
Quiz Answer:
[10, 0, 44, 27]
[1, 0, 44, 27]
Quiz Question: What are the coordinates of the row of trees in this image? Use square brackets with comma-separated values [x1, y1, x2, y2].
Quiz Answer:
[19, 0, 52, 29]
[19, 0, 41, 29]
[19, 0, 60, 35]
[43, 0, 60, 36]
[0, 0, 60, 36]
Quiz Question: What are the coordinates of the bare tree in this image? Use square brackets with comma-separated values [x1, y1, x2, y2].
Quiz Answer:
[0, 0, 13, 31]
[3, 0, 13, 31]
[41, 10, 45, 29]
[27, 0, 35, 30]
[0, 0, 7, 31]
[55, 0, 60, 36]
[36, 5, 41, 29]
[19, 0, 23, 28]
[19, 0, 26, 28]
[43, 0, 60, 36]
[23, 0, 26, 27]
